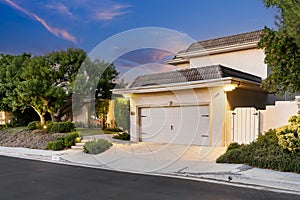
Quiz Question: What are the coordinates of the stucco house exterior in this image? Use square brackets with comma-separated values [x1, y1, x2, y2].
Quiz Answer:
[0, 111, 14, 125]
[113, 30, 298, 147]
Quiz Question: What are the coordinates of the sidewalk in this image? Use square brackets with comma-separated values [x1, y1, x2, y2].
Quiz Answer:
[0, 140, 299, 194]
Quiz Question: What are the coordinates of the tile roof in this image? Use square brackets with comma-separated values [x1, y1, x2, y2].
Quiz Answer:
[130, 65, 261, 88]
[183, 30, 263, 53]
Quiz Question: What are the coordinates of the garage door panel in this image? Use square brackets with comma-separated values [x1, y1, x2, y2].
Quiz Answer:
[140, 105, 210, 146]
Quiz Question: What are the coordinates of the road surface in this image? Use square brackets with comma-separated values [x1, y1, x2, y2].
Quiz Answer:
[0, 156, 298, 200]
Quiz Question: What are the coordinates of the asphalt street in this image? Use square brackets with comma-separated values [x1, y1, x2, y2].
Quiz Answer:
[0, 156, 298, 200]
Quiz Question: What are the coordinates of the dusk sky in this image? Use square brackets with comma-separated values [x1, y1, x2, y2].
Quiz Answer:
[0, 0, 277, 81]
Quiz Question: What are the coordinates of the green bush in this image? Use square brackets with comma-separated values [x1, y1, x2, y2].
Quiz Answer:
[46, 142, 54, 150]
[50, 122, 75, 133]
[112, 132, 130, 140]
[106, 127, 123, 132]
[46, 137, 66, 151]
[64, 132, 80, 147]
[83, 139, 112, 154]
[51, 139, 65, 151]
[217, 129, 300, 173]
[27, 121, 41, 130]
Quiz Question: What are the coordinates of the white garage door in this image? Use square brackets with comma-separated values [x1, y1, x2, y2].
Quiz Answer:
[140, 105, 210, 146]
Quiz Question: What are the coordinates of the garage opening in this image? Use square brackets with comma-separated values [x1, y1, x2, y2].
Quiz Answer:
[139, 105, 210, 146]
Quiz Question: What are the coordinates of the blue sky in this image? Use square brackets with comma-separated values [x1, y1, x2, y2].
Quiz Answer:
[0, 0, 276, 55]
[0, 0, 277, 81]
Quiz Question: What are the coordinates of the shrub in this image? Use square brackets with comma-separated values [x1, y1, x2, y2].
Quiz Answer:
[46, 137, 66, 151]
[106, 127, 123, 132]
[27, 121, 41, 130]
[83, 139, 112, 154]
[51, 139, 65, 151]
[64, 132, 80, 147]
[276, 124, 300, 153]
[46, 142, 54, 150]
[112, 132, 130, 140]
[50, 122, 75, 133]
[217, 129, 300, 173]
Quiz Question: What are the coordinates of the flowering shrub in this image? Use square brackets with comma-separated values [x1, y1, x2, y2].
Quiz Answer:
[276, 116, 300, 153]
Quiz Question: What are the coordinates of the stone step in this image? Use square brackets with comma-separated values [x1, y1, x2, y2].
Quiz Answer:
[81, 139, 95, 143]
[75, 142, 85, 146]
[71, 145, 84, 150]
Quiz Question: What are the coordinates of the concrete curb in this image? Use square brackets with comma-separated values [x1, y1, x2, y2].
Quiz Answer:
[0, 147, 299, 195]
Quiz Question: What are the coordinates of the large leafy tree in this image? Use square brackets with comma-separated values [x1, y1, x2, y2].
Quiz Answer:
[259, 0, 300, 94]
[0, 49, 87, 125]
[74, 58, 118, 128]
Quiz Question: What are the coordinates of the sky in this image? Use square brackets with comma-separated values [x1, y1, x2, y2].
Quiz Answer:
[0, 0, 277, 81]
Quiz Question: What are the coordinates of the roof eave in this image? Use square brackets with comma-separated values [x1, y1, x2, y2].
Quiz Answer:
[177, 42, 258, 59]
[113, 77, 262, 95]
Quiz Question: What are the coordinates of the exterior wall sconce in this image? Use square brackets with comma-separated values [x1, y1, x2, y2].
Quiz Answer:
[224, 84, 237, 92]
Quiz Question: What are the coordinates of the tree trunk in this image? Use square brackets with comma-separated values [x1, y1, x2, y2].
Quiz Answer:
[40, 114, 46, 126]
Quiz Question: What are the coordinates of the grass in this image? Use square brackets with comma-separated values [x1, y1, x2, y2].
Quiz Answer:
[76, 128, 118, 136]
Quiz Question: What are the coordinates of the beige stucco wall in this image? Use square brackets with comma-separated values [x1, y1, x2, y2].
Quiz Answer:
[189, 48, 267, 79]
[129, 86, 227, 147]
[259, 100, 299, 133]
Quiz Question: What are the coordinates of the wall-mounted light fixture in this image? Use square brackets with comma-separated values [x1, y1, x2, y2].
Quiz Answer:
[224, 84, 237, 92]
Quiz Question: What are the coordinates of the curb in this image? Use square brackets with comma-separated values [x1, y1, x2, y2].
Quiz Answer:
[0, 149, 299, 195]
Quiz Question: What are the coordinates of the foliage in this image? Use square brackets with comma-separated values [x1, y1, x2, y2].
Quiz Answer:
[113, 132, 130, 140]
[83, 139, 112, 154]
[0, 49, 87, 125]
[276, 115, 300, 153]
[259, 0, 300, 95]
[114, 98, 130, 131]
[258, 28, 300, 95]
[50, 122, 75, 133]
[27, 121, 41, 130]
[262, 0, 300, 46]
[217, 129, 300, 173]
[51, 139, 65, 151]
[106, 127, 123, 132]
[64, 132, 80, 147]
[95, 99, 110, 128]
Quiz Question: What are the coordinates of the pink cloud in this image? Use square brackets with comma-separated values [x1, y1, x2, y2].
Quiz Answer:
[4, 0, 77, 43]
[46, 2, 72, 16]
[95, 4, 131, 20]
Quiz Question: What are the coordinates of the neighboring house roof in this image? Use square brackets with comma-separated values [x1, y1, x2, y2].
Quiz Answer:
[130, 65, 262, 88]
[185, 30, 263, 53]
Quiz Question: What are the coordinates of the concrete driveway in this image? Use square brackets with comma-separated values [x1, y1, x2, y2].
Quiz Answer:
[61, 135, 228, 173]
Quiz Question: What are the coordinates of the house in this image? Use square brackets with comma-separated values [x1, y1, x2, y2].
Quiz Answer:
[0, 111, 14, 125]
[113, 30, 298, 147]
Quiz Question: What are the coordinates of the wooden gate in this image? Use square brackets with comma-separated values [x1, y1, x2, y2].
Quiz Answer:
[231, 107, 260, 144]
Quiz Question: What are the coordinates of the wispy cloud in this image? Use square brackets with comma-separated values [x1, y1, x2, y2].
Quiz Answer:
[3, 0, 76, 43]
[94, 4, 132, 20]
[45, 2, 72, 16]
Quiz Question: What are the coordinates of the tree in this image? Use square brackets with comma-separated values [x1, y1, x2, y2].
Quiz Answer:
[0, 53, 31, 112]
[0, 49, 87, 125]
[45, 48, 87, 121]
[262, 0, 300, 46]
[259, 0, 300, 94]
[258, 28, 300, 94]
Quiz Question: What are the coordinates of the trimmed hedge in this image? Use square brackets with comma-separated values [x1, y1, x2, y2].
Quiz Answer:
[50, 122, 75, 133]
[64, 132, 80, 147]
[47, 137, 65, 151]
[46, 132, 80, 150]
[83, 139, 112, 154]
[217, 130, 300, 173]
